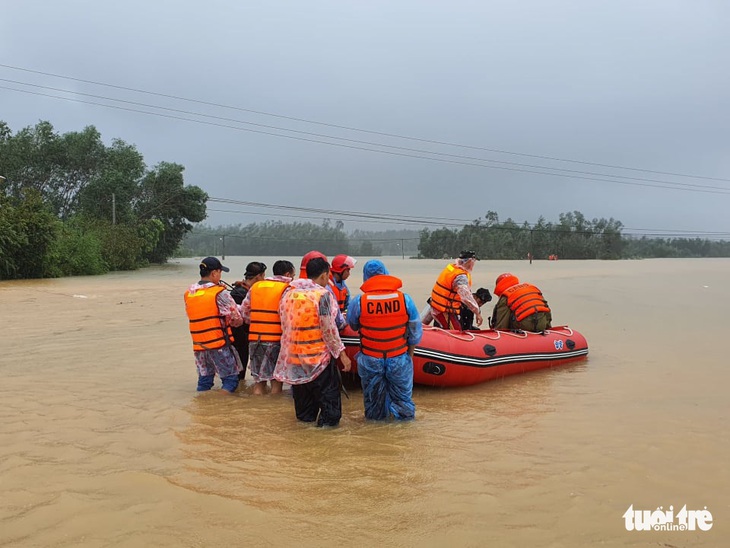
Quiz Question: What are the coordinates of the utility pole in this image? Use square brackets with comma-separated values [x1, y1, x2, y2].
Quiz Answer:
[112, 193, 116, 225]
[401, 238, 405, 259]
[221, 235, 226, 260]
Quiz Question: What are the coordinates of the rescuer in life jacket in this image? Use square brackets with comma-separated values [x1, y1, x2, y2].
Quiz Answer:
[490, 273, 553, 332]
[329, 254, 357, 316]
[273, 257, 352, 427]
[230, 261, 267, 381]
[299, 250, 346, 331]
[239, 260, 295, 395]
[347, 260, 423, 421]
[184, 256, 245, 393]
[426, 250, 484, 330]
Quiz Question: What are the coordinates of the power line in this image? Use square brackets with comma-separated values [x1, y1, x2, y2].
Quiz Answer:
[7, 84, 730, 196]
[207, 198, 730, 238]
[2, 62, 728, 183]
[4, 77, 729, 194]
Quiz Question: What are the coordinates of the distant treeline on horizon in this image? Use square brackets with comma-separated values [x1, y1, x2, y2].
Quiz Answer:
[181, 211, 730, 261]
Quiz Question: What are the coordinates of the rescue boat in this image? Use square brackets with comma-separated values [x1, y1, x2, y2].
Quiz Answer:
[340, 325, 588, 387]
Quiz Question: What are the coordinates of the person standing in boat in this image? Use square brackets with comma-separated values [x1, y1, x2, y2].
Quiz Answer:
[230, 261, 267, 383]
[459, 287, 492, 331]
[347, 260, 423, 420]
[239, 260, 295, 395]
[428, 250, 484, 330]
[184, 257, 245, 394]
[274, 257, 352, 427]
[329, 254, 357, 316]
[490, 273, 552, 332]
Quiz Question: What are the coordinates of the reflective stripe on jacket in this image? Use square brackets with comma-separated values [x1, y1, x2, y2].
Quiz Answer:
[284, 286, 327, 367]
[359, 275, 409, 359]
[430, 264, 471, 314]
[504, 283, 551, 321]
[184, 285, 232, 351]
[248, 279, 288, 342]
[328, 277, 349, 312]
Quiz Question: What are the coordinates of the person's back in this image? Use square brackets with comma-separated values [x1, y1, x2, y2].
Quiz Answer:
[348, 260, 423, 420]
[490, 273, 551, 332]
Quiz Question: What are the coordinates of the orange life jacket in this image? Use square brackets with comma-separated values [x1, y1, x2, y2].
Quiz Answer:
[248, 279, 289, 343]
[184, 284, 233, 351]
[430, 264, 472, 314]
[504, 283, 551, 321]
[328, 276, 349, 313]
[358, 275, 409, 359]
[283, 285, 327, 367]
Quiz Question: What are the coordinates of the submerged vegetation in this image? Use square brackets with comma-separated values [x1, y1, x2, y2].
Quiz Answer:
[2, 120, 728, 280]
[0, 120, 206, 279]
[182, 211, 730, 261]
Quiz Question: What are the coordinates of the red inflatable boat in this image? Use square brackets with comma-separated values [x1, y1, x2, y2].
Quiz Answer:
[340, 325, 588, 387]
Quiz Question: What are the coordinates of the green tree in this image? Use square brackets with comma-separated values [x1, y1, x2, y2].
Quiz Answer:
[135, 162, 207, 263]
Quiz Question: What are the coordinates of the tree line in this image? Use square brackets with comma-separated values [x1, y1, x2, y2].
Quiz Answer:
[0, 120, 206, 279]
[180, 222, 425, 258]
[417, 210, 730, 260]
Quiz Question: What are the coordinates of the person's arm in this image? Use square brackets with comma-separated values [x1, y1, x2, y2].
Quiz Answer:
[454, 276, 482, 326]
[404, 294, 424, 356]
[239, 290, 252, 323]
[319, 292, 351, 371]
[491, 297, 511, 330]
[346, 295, 362, 331]
[218, 290, 243, 327]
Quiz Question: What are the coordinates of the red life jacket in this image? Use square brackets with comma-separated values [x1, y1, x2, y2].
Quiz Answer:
[328, 276, 349, 313]
[248, 279, 289, 342]
[504, 283, 551, 321]
[358, 275, 409, 359]
[184, 285, 233, 351]
[430, 264, 471, 314]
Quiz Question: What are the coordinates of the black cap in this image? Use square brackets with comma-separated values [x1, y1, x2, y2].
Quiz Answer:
[459, 250, 480, 260]
[474, 287, 492, 303]
[200, 256, 229, 272]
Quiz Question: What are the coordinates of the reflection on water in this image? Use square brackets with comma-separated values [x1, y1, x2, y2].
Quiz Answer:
[1, 258, 728, 546]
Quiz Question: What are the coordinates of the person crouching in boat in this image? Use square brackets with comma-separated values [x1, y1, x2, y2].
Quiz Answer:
[347, 260, 423, 421]
[184, 257, 245, 394]
[490, 273, 552, 332]
[428, 250, 484, 330]
[459, 287, 492, 331]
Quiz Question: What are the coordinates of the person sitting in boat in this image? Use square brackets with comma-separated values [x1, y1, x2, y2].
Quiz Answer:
[490, 273, 552, 332]
[329, 254, 357, 316]
[347, 260, 423, 421]
[428, 250, 484, 330]
[459, 287, 492, 331]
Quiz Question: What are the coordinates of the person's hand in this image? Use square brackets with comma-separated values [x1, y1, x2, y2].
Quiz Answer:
[476, 312, 483, 327]
[340, 352, 352, 372]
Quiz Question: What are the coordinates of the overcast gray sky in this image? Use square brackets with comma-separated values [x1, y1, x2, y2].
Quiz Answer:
[2, 0, 729, 237]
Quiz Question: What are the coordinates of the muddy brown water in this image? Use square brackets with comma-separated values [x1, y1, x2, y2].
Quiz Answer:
[1, 257, 727, 546]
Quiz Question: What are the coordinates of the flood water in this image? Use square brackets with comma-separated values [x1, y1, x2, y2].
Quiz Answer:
[1, 257, 728, 547]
